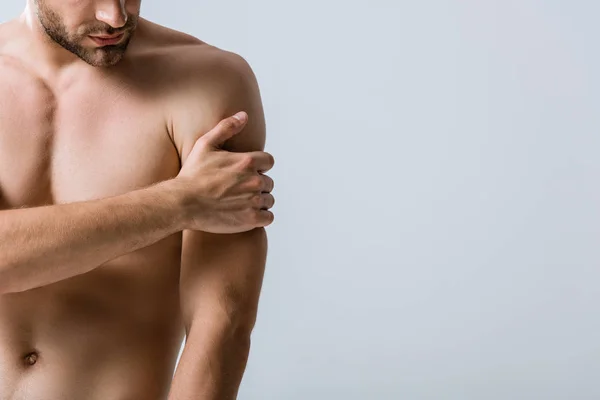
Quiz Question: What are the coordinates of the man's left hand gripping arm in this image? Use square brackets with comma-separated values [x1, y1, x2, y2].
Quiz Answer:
[167, 51, 270, 400]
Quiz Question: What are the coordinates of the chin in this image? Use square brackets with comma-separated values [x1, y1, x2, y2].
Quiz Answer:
[75, 51, 122, 68]
[93, 56, 125, 67]
[79, 44, 128, 67]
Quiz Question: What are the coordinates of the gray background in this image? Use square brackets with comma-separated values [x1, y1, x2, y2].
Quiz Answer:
[2, 1, 600, 399]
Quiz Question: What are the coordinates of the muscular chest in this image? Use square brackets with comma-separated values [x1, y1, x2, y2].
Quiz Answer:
[0, 60, 181, 210]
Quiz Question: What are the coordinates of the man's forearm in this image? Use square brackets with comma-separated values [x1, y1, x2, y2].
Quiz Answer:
[169, 227, 267, 400]
[0, 179, 186, 294]
[168, 319, 252, 400]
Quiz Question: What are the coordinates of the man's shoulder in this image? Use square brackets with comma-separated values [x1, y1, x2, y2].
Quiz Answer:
[0, 19, 20, 51]
[137, 17, 251, 76]
[134, 17, 208, 53]
[141, 21, 260, 160]
[136, 18, 256, 115]
[165, 44, 262, 164]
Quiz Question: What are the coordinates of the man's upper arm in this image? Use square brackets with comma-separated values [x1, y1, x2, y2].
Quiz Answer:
[171, 47, 266, 164]
[171, 48, 269, 333]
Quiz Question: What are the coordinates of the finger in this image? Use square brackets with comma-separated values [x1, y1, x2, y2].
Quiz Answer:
[260, 174, 274, 193]
[255, 210, 275, 227]
[258, 193, 275, 209]
[245, 151, 275, 173]
[200, 112, 248, 149]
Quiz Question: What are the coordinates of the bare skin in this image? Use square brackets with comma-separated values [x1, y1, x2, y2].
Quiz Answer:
[0, 2, 274, 399]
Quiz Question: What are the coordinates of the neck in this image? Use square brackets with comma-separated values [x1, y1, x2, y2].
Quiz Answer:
[18, 1, 82, 73]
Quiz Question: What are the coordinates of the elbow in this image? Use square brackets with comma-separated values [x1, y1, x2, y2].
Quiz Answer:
[221, 306, 260, 337]
[233, 312, 258, 339]
[221, 306, 258, 342]
[228, 317, 254, 356]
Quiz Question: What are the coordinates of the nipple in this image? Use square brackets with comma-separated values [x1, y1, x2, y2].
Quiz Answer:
[23, 350, 39, 366]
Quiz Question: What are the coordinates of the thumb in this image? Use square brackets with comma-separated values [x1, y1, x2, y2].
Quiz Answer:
[201, 112, 248, 149]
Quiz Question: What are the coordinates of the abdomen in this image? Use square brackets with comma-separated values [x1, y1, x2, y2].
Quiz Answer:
[0, 239, 184, 400]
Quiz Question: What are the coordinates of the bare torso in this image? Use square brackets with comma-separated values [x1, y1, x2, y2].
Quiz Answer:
[0, 16, 218, 400]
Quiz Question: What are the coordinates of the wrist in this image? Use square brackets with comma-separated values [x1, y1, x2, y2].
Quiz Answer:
[149, 178, 191, 232]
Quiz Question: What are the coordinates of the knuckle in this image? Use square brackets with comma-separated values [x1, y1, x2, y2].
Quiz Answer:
[250, 209, 261, 224]
[248, 175, 263, 191]
[256, 176, 266, 190]
[251, 194, 262, 207]
[193, 136, 207, 151]
[221, 118, 236, 130]
[242, 208, 255, 224]
[239, 155, 254, 170]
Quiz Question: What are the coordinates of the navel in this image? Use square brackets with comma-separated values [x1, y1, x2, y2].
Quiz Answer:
[22, 350, 39, 366]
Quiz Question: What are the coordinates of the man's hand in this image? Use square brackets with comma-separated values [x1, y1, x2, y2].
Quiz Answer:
[168, 111, 275, 234]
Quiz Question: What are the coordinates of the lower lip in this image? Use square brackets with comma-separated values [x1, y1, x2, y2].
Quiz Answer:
[89, 33, 124, 46]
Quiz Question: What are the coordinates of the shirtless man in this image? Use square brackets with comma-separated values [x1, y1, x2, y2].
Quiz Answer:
[0, 0, 276, 398]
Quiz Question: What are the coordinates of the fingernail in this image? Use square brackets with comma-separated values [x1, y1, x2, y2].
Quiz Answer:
[233, 112, 247, 122]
